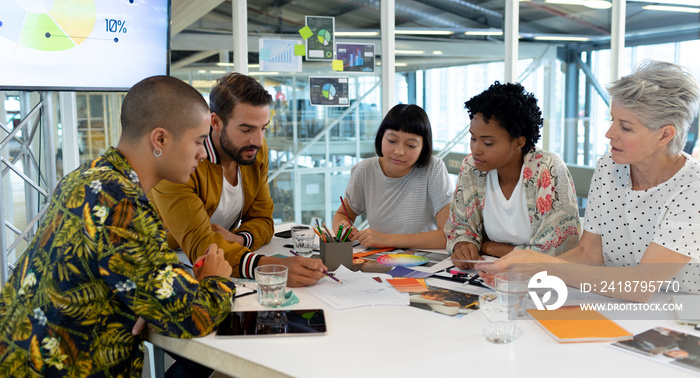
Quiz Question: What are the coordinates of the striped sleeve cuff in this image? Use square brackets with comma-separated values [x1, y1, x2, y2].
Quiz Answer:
[237, 232, 253, 249]
[239, 252, 262, 279]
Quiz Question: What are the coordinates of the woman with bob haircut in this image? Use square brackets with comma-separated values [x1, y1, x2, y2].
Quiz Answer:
[478, 61, 700, 299]
[446, 81, 580, 269]
[333, 104, 453, 249]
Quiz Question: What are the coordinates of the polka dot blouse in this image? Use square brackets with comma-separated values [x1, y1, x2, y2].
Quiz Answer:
[583, 152, 700, 293]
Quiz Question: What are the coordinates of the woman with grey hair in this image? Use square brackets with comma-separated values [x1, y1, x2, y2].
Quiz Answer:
[477, 60, 700, 300]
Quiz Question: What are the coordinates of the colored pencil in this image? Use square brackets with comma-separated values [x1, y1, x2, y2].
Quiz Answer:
[321, 223, 335, 243]
[339, 196, 354, 226]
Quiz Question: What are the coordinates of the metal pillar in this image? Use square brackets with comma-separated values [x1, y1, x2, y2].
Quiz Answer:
[611, 0, 626, 81]
[232, 0, 248, 75]
[563, 49, 580, 165]
[504, 0, 519, 83]
[381, 0, 395, 116]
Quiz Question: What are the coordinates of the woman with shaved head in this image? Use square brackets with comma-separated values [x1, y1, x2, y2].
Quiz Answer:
[0, 76, 235, 377]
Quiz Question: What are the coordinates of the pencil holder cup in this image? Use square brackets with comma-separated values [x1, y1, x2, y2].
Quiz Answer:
[319, 241, 353, 271]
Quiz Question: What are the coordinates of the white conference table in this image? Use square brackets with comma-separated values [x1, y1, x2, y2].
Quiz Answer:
[147, 225, 700, 378]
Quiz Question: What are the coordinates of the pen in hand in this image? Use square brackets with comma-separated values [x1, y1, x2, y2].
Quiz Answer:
[193, 257, 205, 269]
[289, 250, 343, 284]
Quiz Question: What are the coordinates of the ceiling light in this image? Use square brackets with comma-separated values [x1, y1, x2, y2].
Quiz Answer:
[215, 63, 261, 68]
[249, 72, 280, 76]
[210, 70, 226, 74]
[394, 49, 425, 54]
[335, 31, 380, 37]
[465, 30, 504, 36]
[642, 4, 700, 12]
[395, 30, 454, 35]
[198, 70, 207, 73]
[432, 51, 443, 55]
[534, 35, 591, 41]
[395, 63, 408, 67]
[545, 0, 612, 9]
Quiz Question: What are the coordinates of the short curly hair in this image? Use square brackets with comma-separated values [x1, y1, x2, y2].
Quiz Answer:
[464, 81, 542, 153]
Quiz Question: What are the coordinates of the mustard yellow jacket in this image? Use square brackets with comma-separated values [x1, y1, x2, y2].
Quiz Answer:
[150, 135, 274, 278]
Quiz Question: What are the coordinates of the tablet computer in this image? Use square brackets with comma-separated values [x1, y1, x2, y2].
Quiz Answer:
[274, 226, 311, 239]
[216, 309, 327, 338]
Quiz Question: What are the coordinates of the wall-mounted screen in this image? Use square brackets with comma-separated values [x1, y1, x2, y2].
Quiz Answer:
[0, 0, 170, 91]
[309, 77, 349, 107]
[336, 43, 374, 73]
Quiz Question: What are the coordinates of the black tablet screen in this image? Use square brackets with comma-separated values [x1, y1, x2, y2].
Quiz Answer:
[216, 309, 327, 337]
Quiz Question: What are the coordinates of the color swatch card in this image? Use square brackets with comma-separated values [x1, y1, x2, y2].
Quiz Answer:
[387, 278, 428, 293]
[387, 266, 433, 279]
[376, 254, 429, 267]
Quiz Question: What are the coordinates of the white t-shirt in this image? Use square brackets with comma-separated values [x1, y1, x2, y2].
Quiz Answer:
[345, 156, 453, 234]
[483, 167, 530, 245]
[210, 168, 244, 230]
[584, 152, 700, 293]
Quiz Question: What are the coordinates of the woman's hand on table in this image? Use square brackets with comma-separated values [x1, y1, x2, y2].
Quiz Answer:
[352, 228, 391, 248]
[475, 249, 550, 286]
[451, 242, 481, 269]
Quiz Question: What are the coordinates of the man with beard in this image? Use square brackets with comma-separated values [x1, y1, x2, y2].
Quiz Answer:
[151, 73, 326, 287]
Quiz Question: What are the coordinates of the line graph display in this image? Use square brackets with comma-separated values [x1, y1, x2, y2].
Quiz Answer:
[309, 77, 349, 107]
[0, 0, 169, 91]
[336, 43, 375, 73]
[305, 16, 334, 61]
[259, 38, 302, 72]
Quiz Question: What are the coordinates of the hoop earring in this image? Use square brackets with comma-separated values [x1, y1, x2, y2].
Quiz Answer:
[153, 148, 162, 158]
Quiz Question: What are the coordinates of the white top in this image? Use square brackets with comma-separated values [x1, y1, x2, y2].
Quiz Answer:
[210, 168, 244, 230]
[345, 156, 453, 234]
[483, 167, 530, 245]
[584, 152, 700, 293]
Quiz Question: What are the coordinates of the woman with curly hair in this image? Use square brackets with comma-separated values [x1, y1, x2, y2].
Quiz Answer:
[478, 61, 700, 299]
[446, 82, 580, 269]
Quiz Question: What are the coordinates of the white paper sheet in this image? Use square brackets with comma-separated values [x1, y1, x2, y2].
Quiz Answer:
[304, 265, 409, 309]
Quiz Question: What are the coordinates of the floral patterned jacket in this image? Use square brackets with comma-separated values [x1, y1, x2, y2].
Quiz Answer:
[0, 148, 235, 377]
[445, 150, 580, 256]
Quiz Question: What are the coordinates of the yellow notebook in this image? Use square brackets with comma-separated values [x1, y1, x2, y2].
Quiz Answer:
[527, 306, 633, 343]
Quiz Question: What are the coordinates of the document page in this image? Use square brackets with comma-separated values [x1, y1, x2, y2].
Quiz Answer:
[305, 265, 408, 309]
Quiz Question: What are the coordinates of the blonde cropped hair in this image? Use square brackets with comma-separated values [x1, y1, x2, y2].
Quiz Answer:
[607, 60, 700, 155]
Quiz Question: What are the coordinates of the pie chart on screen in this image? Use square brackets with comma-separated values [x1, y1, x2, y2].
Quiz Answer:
[322, 83, 336, 100]
[317, 29, 331, 46]
[1, 0, 96, 51]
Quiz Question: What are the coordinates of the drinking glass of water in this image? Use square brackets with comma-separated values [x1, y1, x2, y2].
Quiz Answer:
[254, 265, 288, 307]
[494, 272, 532, 317]
[291, 226, 315, 257]
[479, 293, 519, 344]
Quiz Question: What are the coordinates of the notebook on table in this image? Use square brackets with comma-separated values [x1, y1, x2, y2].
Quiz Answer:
[527, 306, 633, 343]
